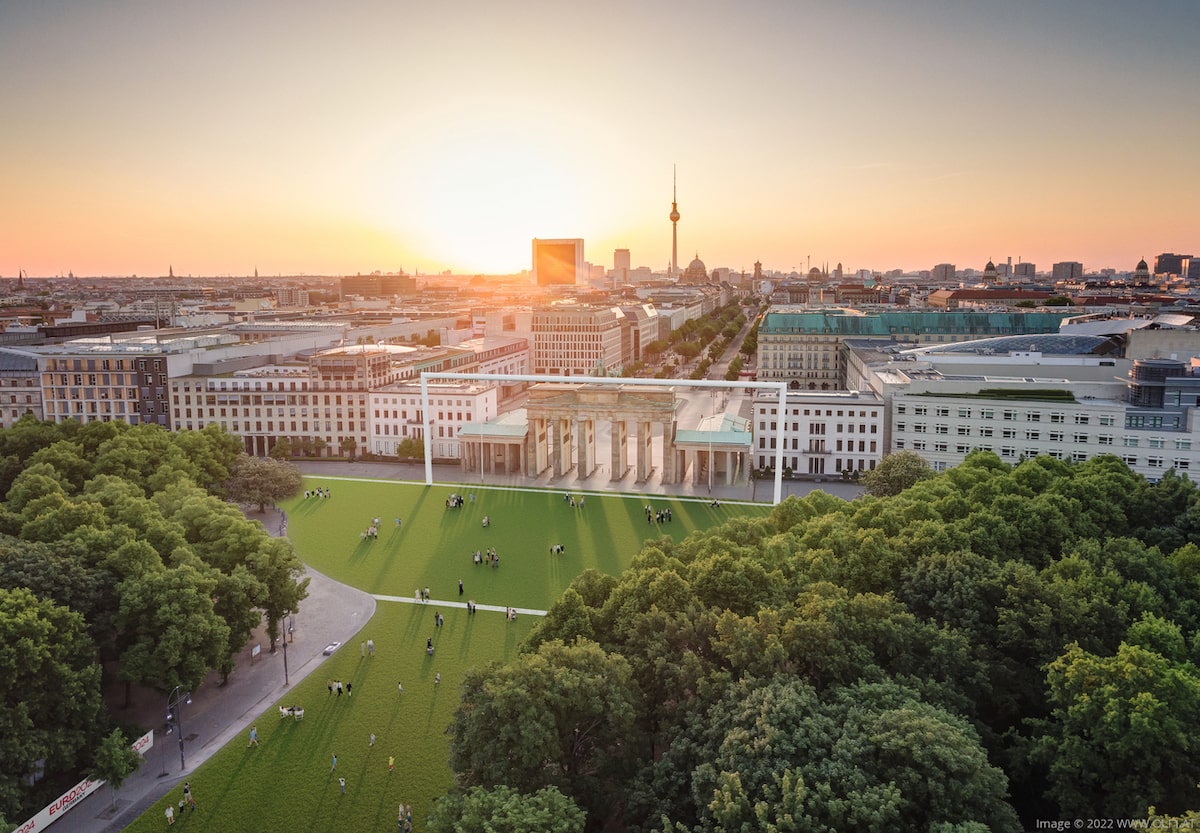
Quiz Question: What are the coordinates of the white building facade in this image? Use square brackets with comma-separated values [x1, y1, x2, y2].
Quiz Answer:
[751, 390, 885, 476]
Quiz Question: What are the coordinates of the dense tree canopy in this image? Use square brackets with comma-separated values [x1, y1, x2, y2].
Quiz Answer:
[444, 451, 1200, 830]
[0, 420, 307, 820]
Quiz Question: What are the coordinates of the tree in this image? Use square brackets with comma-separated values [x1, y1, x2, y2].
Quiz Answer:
[225, 455, 303, 512]
[861, 450, 934, 497]
[643, 340, 669, 360]
[448, 639, 642, 828]
[0, 587, 104, 820]
[338, 435, 357, 460]
[1034, 640, 1200, 818]
[645, 678, 1020, 833]
[115, 565, 230, 701]
[396, 437, 425, 460]
[428, 785, 585, 833]
[88, 728, 143, 811]
[268, 436, 293, 460]
[250, 538, 310, 650]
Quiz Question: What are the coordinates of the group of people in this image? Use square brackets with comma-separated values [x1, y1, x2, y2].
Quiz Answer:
[472, 547, 499, 567]
[360, 515, 385, 540]
[647, 505, 674, 524]
[165, 782, 196, 824]
[415, 586, 431, 602]
[398, 802, 414, 833]
[445, 493, 467, 508]
[563, 492, 585, 508]
[481, 515, 490, 527]
[549, 544, 565, 554]
[304, 487, 331, 499]
[505, 607, 518, 621]
[327, 680, 352, 697]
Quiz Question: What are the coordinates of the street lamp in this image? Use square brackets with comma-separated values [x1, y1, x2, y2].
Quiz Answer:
[166, 685, 191, 772]
[277, 629, 290, 687]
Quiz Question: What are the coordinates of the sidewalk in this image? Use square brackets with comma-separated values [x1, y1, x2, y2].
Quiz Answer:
[52, 536, 376, 833]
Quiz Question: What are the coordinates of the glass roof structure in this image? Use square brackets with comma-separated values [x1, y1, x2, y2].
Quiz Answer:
[902, 333, 1120, 356]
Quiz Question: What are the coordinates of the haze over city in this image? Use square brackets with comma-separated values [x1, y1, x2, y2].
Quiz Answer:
[2, 0, 1198, 278]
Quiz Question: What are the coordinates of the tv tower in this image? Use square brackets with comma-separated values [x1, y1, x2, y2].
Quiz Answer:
[669, 165, 680, 279]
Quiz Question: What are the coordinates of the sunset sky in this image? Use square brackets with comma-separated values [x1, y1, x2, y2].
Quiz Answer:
[2, 0, 1198, 278]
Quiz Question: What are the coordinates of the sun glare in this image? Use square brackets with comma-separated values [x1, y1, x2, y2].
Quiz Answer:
[367, 128, 583, 273]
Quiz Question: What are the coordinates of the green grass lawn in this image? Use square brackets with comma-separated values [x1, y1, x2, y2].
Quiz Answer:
[122, 477, 769, 833]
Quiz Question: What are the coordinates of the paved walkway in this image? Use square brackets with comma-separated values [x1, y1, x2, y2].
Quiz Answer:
[49, 463, 860, 833]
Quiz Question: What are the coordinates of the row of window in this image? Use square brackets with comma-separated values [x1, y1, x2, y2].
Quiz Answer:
[896, 423, 1192, 450]
[895, 440, 1192, 471]
[897, 403, 1115, 426]
[757, 408, 878, 418]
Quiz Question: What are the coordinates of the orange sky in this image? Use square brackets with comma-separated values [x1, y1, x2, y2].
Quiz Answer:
[2, 0, 1198, 278]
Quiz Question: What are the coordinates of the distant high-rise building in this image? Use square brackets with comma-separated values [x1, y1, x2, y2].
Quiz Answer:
[614, 249, 630, 274]
[930, 263, 956, 282]
[1052, 261, 1084, 280]
[1014, 262, 1037, 279]
[1154, 253, 1193, 277]
[669, 166, 680, 279]
[532, 238, 585, 286]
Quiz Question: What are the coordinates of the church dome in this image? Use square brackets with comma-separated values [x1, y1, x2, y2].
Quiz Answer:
[985, 259, 996, 272]
[683, 255, 708, 283]
[1136, 258, 1149, 272]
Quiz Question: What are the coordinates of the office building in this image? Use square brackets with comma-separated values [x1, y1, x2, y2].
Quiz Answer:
[532, 238, 585, 287]
[930, 263, 956, 282]
[1052, 261, 1084, 280]
[756, 308, 1067, 391]
[531, 305, 624, 376]
[1154, 253, 1193, 277]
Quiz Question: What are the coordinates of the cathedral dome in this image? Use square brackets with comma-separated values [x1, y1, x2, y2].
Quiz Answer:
[1136, 258, 1149, 272]
[683, 255, 708, 283]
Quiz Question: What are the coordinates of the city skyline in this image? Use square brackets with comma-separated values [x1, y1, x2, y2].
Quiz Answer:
[2, 0, 1198, 278]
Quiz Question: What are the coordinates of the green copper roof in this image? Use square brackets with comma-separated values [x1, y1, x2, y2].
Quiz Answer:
[760, 310, 1066, 337]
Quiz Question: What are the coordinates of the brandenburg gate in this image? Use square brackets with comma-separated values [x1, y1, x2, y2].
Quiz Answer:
[527, 383, 679, 482]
